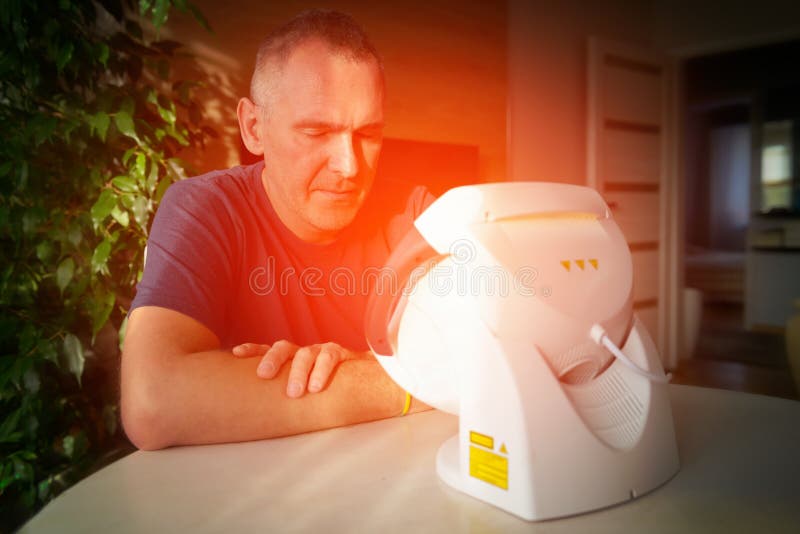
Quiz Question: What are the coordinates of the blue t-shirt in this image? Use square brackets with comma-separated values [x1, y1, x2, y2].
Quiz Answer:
[130, 161, 435, 350]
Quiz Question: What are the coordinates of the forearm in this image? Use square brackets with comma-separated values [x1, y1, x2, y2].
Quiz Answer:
[121, 348, 407, 450]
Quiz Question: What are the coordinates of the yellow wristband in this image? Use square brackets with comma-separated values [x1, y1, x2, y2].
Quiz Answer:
[400, 391, 412, 416]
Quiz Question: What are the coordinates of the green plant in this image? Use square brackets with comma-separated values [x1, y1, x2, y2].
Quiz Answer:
[0, 0, 212, 528]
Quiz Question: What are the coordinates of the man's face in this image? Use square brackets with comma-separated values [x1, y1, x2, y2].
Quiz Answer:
[256, 40, 385, 244]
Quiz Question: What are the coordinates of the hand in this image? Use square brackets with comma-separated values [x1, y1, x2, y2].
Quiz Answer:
[232, 340, 371, 398]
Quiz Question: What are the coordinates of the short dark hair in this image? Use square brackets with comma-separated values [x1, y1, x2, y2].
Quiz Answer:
[250, 9, 383, 103]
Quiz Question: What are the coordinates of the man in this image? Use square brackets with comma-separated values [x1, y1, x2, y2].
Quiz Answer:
[121, 10, 433, 450]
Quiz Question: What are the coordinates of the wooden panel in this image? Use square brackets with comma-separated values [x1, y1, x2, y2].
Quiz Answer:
[602, 62, 662, 125]
[606, 192, 660, 243]
[631, 249, 659, 302]
[601, 128, 661, 184]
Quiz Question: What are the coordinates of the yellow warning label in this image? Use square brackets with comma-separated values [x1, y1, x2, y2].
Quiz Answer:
[469, 431, 494, 450]
[575, 259, 585, 270]
[589, 258, 598, 269]
[470, 446, 508, 490]
[500, 443, 508, 454]
[561, 260, 571, 272]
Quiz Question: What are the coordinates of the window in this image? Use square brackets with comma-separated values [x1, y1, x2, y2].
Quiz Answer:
[760, 120, 793, 212]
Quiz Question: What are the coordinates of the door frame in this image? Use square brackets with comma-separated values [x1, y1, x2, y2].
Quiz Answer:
[587, 37, 682, 370]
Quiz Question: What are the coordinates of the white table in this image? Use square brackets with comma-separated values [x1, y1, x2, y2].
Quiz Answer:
[21, 385, 800, 533]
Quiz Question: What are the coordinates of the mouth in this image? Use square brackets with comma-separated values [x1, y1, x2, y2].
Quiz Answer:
[313, 188, 359, 201]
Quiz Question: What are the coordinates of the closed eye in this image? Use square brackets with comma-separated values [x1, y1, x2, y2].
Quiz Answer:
[300, 128, 329, 137]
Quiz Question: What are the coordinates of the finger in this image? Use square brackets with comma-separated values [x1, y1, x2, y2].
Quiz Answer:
[232, 343, 270, 358]
[348, 349, 373, 361]
[307, 343, 344, 393]
[286, 345, 319, 398]
[256, 339, 296, 379]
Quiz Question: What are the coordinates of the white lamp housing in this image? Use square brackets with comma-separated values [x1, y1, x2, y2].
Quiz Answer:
[365, 182, 680, 521]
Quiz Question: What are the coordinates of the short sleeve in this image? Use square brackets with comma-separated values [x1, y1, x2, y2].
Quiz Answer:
[130, 180, 235, 339]
[411, 185, 437, 218]
[374, 184, 437, 251]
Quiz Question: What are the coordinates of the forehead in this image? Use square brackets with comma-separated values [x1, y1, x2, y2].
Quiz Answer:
[267, 40, 384, 122]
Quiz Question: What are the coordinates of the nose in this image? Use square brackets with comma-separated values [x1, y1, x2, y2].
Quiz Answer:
[328, 133, 358, 178]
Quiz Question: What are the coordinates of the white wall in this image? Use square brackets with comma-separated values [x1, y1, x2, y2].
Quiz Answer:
[507, 0, 656, 185]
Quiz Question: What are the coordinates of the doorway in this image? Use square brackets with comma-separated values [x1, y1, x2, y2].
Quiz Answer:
[677, 40, 799, 399]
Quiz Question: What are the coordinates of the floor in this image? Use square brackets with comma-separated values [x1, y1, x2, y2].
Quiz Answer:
[670, 301, 798, 400]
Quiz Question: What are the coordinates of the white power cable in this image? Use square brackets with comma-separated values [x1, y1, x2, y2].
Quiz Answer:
[589, 324, 672, 384]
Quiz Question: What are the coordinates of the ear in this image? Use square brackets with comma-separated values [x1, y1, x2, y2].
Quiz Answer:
[237, 97, 265, 156]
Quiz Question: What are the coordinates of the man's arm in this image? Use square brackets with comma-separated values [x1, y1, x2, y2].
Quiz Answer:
[121, 306, 413, 450]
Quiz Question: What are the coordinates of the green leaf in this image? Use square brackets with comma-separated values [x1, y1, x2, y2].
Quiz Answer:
[118, 314, 129, 351]
[36, 241, 54, 262]
[119, 194, 134, 210]
[68, 224, 82, 246]
[152, 0, 170, 29]
[114, 111, 136, 139]
[38, 477, 52, 501]
[19, 324, 37, 355]
[97, 43, 109, 67]
[18, 161, 28, 190]
[62, 435, 75, 459]
[112, 175, 137, 193]
[132, 196, 149, 230]
[23, 368, 40, 393]
[62, 333, 84, 385]
[166, 157, 187, 181]
[110, 205, 130, 227]
[158, 103, 176, 125]
[91, 111, 111, 141]
[122, 147, 136, 165]
[91, 189, 116, 226]
[187, 2, 212, 32]
[37, 338, 58, 364]
[91, 291, 116, 341]
[1, 462, 15, 491]
[135, 152, 146, 180]
[22, 208, 41, 234]
[12, 457, 33, 484]
[56, 257, 74, 292]
[0, 408, 23, 443]
[91, 239, 112, 273]
[56, 41, 74, 71]
[146, 156, 160, 193]
[30, 115, 58, 146]
[63, 431, 88, 460]
[168, 125, 189, 146]
[146, 89, 158, 105]
[140, 0, 153, 16]
[154, 175, 172, 203]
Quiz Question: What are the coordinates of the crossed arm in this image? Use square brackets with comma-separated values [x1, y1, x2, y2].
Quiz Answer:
[121, 306, 425, 450]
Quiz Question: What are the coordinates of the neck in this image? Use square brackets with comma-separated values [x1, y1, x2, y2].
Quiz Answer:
[260, 170, 339, 245]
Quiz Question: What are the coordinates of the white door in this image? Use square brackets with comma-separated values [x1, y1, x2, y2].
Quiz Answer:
[587, 37, 678, 368]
